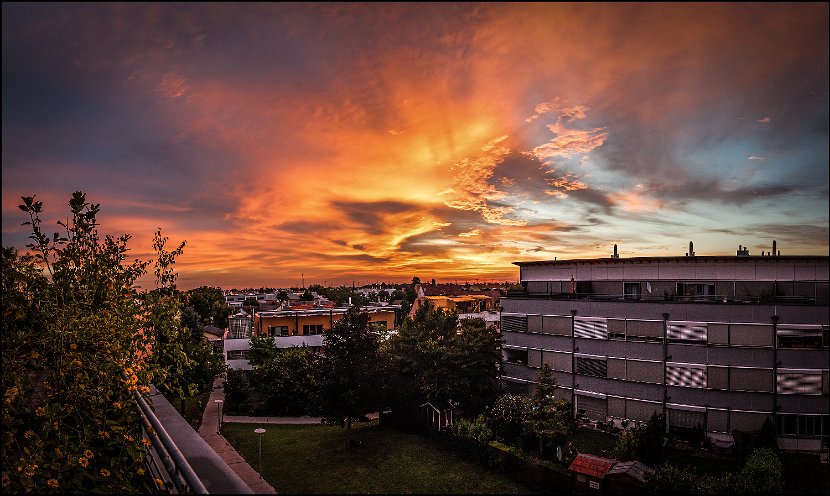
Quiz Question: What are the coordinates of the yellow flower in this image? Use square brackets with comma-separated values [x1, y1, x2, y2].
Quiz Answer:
[136, 467, 145, 476]
[78, 457, 89, 468]
[24, 464, 37, 477]
[70, 343, 77, 350]
[130, 374, 138, 384]
[23, 430, 35, 439]
[139, 386, 150, 394]
[100, 468, 110, 477]
[141, 438, 152, 447]
[154, 478, 164, 487]
[124, 434, 134, 442]
[113, 402, 123, 409]
[35, 406, 45, 416]
[47, 479, 58, 489]
[124, 367, 134, 376]
[84, 449, 94, 459]
[99, 430, 110, 439]
[31, 352, 40, 359]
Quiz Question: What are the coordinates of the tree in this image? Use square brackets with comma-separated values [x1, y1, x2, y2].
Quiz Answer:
[384, 304, 501, 418]
[316, 306, 384, 444]
[251, 347, 319, 416]
[523, 364, 575, 457]
[186, 286, 226, 325]
[2, 192, 207, 492]
[635, 412, 665, 465]
[247, 333, 279, 368]
[490, 394, 531, 445]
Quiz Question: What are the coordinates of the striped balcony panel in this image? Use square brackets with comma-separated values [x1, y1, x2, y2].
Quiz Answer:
[575, 356, 607, 378]
[502, 315, 528, 333]
[667, 321, 707, 343]
[777, 371, 823, 395]
[574, 317, 608, 340]
[666, 363, 707, 388]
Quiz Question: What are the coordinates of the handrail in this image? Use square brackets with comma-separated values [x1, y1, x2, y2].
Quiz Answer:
[125, 374, 209, 494]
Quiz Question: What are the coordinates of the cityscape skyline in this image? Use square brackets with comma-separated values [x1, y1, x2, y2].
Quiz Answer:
[3, 3, 828, 290]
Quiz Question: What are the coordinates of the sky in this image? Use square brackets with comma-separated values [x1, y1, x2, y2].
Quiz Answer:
[2, 3, 828, 290]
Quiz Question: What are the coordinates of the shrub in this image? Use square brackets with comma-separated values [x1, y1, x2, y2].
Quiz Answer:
[452, 414, 493, 445]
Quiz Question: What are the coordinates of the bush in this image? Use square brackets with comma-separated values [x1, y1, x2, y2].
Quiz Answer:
[452, 414, 493, 445]
[489, 394, 530, 445]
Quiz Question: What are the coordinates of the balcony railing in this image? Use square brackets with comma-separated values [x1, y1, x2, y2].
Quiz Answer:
[506, 290, 819, 305]
[130, 379, 253, 494]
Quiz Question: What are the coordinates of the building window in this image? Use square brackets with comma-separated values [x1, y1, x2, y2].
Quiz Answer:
[228, 319, 251, 339]
[504, 348, 528, 365]
[303, 324, 324, 335]
[676, 282, 715, 301]
[623, 282, 641, 300]
[227, 350, 249, 360]
[777, 326, 826, 349]
[777, 414, 829, 438]
[268, 326, 289, 337]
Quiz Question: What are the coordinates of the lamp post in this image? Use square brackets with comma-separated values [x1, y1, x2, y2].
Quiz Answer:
[215, 399, 224, 433]
[254, 428, 266, 478]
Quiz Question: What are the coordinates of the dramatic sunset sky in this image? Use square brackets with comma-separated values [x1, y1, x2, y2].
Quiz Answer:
[3, 3, 828, 289]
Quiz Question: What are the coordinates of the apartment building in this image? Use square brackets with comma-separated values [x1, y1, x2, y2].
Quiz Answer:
[223, 307, 397, 370]
[500, 247, 829, 452]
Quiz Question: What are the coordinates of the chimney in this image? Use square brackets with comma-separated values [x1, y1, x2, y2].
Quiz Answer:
[613, 244, 619, 258]
[689, 241, 695, 257]
[737, 244, 750, 257]
[772, 240, 777, 257]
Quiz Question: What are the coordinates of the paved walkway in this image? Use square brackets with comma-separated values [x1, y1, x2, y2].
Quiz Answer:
[198, 376, 277, 494]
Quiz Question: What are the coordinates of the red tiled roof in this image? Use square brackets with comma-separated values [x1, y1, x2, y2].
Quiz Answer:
[568, 454, 617, 479]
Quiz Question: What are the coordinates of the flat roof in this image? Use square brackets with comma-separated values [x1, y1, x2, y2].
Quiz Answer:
[514, 255, 828, 267]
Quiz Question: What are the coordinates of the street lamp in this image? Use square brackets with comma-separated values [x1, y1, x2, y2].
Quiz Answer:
[254, 428, 267, 478]
[215, 399, 224, 433]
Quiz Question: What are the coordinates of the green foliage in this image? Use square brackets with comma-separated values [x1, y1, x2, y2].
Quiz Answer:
[247, 334, 280, 368]
[636, 412, 665, 465]
[2, 192, 222, 493]
[250, 347, 320, 416]
[490, 394, 531, 445]
[308, 284, 368, 307]
[647, 448, 783, 495]
[611, 430, 638, 461]
[3, 193, 153, 492]
[185, 286, 228, 326]
[317, 306, 384, 440]
[738, 448, 783, 495]
[522, 365, 575, 457]
[383, 303, 502, 417]
[223, 369, 254, 414]
[451, 414, 494, 445]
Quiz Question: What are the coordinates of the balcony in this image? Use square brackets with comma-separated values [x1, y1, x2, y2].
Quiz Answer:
[137, 386, 253, 494]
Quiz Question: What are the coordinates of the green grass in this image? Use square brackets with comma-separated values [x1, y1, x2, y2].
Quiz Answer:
[571, 427, 617, 457]
[781, 452, 830, 495]
[222, 421, 538, 494]
[170, 392, 211, 430]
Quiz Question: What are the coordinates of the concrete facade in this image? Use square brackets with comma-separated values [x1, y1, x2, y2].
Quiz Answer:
[501, 255, 829, 452]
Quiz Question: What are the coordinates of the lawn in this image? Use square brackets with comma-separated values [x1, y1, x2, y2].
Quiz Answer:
[222, 421, 539, 494]
[781, 452, 830, 495]
[571, 427, 617, 457]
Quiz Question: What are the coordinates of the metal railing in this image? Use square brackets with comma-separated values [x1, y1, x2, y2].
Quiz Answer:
[127, 375, 208, 494]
